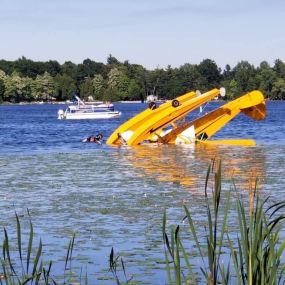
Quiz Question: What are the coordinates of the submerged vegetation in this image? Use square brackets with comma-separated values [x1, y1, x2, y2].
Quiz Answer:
[0, 56, 285, 103]
[1, 161, 285, 284]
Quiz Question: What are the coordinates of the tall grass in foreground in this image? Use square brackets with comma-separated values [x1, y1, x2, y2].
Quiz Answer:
[1, 161, 285, 284]
[0, 209, 78, 285]
[163, 161, 285, 285]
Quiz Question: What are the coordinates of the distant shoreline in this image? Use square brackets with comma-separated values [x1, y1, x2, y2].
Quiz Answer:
[0, 100, 145, 105]
[0, 98, 282, 106]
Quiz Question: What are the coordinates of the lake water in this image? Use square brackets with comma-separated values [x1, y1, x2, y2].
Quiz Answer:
[0, 101, 285, 284]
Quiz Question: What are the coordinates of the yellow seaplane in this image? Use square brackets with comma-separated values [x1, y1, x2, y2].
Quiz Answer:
[106, 88, 266, 147]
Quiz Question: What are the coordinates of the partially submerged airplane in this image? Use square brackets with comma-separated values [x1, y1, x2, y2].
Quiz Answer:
[106, 88, 266, 147]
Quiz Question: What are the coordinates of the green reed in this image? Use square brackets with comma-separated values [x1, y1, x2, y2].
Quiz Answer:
[0, 209, 77, 285]
[1, 161, 285, 284]
[109, 247, 131, 285]
[163, 160, 285, 285]
[0, 211, 131, 285]
[229, 183, 285, 285]
[2, 216, 44, 284]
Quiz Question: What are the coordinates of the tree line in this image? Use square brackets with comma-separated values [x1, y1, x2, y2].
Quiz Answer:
[0, 55, 285, 103]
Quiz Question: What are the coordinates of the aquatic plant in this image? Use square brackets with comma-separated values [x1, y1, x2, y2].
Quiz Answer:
[1, 162, 284, 284]
[1, 210, 51, 284]
[0, 209, 79, 285]
[163, 160, 285, 285]
[230, 185, 285, 285]
[109, 247, 132, 285]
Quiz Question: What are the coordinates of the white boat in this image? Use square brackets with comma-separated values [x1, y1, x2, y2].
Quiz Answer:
[57, 96, 121, 120]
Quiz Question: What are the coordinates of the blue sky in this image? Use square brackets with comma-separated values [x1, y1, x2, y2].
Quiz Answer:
[0, 0, 284, 70]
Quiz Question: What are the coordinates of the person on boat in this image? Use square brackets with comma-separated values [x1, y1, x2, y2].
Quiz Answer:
[82, 134, 103, 144]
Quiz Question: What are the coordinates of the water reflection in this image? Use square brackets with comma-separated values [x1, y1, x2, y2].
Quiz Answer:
[0, 143, 274, 285]
[115, 143, 266, 193]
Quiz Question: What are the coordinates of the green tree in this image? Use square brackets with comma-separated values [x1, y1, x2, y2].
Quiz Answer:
[92, 74, 105, 100]
[14, 56, 46, 78]
[82, 58, 105, 76]
[222, 64, 232, 80]
[127, 79, 141, 101]
[103, 87, 120, 102]
[0, 69, 6, 79]
[61, 61, 78, 80]
[157, 66, 183, 99]
[117, 73, 130, 100]
[232, 61, 257, 95]
[79, 76, 94, 101]
[31, 72, 55, 101]
[2, 74, 16, 101]
[45, 60, 61, 77]
[54, 74, 77, 101]
[147, 68, 166, 98]
[3, 72, 32, 102]
[273, 59, 285, 79]
[124, 63, 148, 101]
[21, 77, 33, 101]
[104, 67, 121, 100]
[0, 79, 5, 102]
[107, 54, 120, 66]
[255, 61, 277, 98]
[197, 59, 221, 89]
[271, 78, 285, 100]
[107, 67, 121, 89]
[0, 60, 14, 75]
[178, 63, 206, 93]
[227, 79, 239, 99]
[0, 69, 6, 101]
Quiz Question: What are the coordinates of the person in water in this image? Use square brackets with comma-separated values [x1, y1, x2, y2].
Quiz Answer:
[82, 134, 103, 144]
